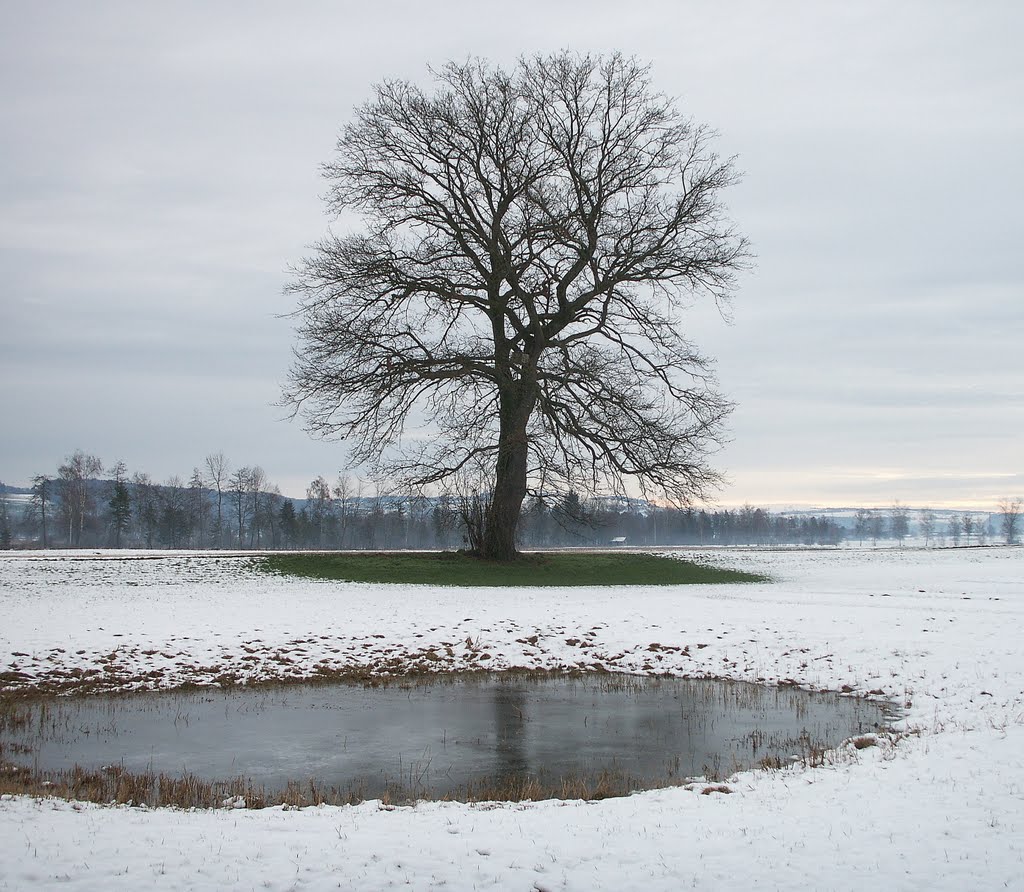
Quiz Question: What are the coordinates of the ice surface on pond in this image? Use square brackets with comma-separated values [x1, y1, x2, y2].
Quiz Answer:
[6, 674, 890, 798]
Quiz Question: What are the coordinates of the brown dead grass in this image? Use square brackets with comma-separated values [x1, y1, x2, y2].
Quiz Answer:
[0, 758, 667, 810]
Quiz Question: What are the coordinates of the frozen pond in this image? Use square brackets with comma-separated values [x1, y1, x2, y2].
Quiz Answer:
[3, 672, 891, 800]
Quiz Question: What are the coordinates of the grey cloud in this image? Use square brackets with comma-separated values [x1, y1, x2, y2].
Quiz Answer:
[2, 0, 1021, 506]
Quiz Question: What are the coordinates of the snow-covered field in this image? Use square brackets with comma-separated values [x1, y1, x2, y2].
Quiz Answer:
[1, 546, 1022, 891]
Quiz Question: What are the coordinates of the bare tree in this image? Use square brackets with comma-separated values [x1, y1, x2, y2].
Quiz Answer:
[449, 458, 493, 554]
[918, 508, 936, 548]
[247, 466, 266, 548]
[999, 498, 1022, 545]
[853, 508, 870, 546]
[306, 475, 333, 547]
[57, 450, 103, 546]
[204, 452, 230, 548]
[407, 492, 432, 548]
[229, 466, 252, 547]
[948, 513, 962, 546]
[890, 502, 910, 546]
[868, 511, 885, 546]
[333, 473, 354, 549]
[285, 52, 747, 560]
[962, 512, 975, 546]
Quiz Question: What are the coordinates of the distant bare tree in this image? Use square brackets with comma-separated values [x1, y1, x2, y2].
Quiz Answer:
[333, 474, 354, 549]
[948, 513, 962, 546]
[247, 466, 267, 548]
[853, 508, 870, 546]
[407, 492, 432, 549]
[204, 452, 230, 548]
[918, 508, 936, 548]
[868, 511, 885, 546]
[306, 475, 333, 547]
[961, 512, 975, 546]
[890, 502, 910, 546]
[57, 450, 103, 546]
[285, 52, 747, 560]
[998, 498, 1021, 545]
[229, 466, 252, 547]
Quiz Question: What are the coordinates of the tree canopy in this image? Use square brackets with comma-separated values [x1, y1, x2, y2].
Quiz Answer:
[286, 52, 748, 559]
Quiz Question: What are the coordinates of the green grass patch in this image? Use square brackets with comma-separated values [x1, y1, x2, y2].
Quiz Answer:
[258, 551, 768, 587]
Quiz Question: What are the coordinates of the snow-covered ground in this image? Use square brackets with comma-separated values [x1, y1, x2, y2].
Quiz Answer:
[1, 546, 1022, 890]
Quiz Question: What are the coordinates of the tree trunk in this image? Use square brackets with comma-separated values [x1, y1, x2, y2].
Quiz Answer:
[481, 388, 535, 560]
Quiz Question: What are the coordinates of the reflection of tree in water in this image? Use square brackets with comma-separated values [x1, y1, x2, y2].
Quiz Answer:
[493, 685, 528, 779]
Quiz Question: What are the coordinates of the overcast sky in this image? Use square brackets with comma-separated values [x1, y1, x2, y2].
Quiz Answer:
[2, 0, 1021, 509]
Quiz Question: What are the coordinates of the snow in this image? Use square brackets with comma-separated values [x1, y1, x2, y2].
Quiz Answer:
[2, 546, 1023, 890]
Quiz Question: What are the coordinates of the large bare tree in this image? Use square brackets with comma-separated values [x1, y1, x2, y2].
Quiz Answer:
[286, 53, 748, 560]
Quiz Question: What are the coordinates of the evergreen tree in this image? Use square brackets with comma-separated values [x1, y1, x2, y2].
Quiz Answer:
[107, 461, 132, 548]
[187, 469, 208, 548]
[278, 499, 298, 549]
[30, 475, 53, 548]
[0, 489, 11, 549]
[158, 476, 189, 548]
[132, 472, 159, 548]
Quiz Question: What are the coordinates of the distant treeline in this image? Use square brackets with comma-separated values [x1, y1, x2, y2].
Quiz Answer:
[1, 450, 1019, 550]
